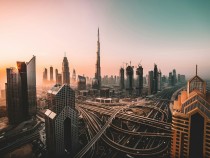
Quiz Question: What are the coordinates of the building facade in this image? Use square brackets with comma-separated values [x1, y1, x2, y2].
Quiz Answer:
[171, 67, 210, 157]
[77, 75, 86, 90]
[45, 84, 78, 157]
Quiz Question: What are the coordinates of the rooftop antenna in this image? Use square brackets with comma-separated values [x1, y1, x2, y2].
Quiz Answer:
[64, 52, 66, 57]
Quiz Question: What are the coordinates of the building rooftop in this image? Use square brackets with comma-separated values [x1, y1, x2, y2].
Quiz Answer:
[48, 84, 63, 95]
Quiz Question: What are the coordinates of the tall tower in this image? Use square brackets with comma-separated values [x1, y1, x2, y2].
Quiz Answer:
[50, 66, 53, 81]
[153, 64, 158, 94]
[27, 56, 37, 117]
[6, 62, 28, 124]
[55, 68, 58, 83]
[6, 56, 36, 124]
[45, 84, 78, 157]
[148, 71, 154, 95]
[171, 66, 209, 158]
[173, 69, 177, 84]
[43, 68, 48, 83]
[62, 54, 70, 85]
[157, 70, 162, 91]
[120, 67, 125, 90]
[125, 64, 134, 95]
[136, 65, 143, 96]
[93, 28, 101, 89]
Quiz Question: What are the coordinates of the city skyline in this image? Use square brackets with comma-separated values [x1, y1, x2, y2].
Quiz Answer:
[0, 0, 210, 86]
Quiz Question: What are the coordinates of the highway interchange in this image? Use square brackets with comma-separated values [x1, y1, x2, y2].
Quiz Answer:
[75, 85, 183, 158]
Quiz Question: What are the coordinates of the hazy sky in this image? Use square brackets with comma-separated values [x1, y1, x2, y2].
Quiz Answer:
[0, 0, 210, 85]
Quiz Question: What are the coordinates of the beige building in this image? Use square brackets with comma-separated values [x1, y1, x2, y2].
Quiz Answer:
[171, 67, 210, 158]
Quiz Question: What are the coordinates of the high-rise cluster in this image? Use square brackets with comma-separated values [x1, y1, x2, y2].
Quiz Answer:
[43, 55, 70, 85]
[6, 56, 37, 124]
[119, 63, 144, 96]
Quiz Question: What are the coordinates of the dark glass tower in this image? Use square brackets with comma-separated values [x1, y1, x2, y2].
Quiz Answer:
[120, 67, 125, 90]
[153, 64, 158, 94]
[6, 62, 28, 124]
[148, 71, 154, 95]
[27, 56, 37, 116]
[6, 56, 37, 124]
[62, 55, 70, 85]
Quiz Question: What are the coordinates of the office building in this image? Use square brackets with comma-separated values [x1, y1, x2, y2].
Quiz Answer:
[6, 56, 37, 124]
[171, 66, 210, 157]
[136, 65, 143, 96]
[148, 71, 154, 95]
[168, 72, 173, 86]
[50, 66, 53, 81]
[173, 69, 177, 84]
[77, 75, 86, 90]
[62, 55, 70, 85]
[158, 70, 162, 91]
[100, 88, 110, 98]
[180, 75, 186, 83]
[119, 67, 125, 90]
[153, 64, 158, 94]
[45, 84, 78, 157]
[92, 28, 101, 89]
[26, 56, 37, 116]
[56, 74, 62, 85]
[125, 64, 134, 95]
[43, 68, 48, 83]
[55, 68, 58, 80]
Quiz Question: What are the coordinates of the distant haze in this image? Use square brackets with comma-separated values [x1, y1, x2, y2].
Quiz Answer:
[0, 0, 210, 86]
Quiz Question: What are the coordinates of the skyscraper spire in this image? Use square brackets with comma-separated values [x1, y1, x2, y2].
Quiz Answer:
[98, 27, 100, 42]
